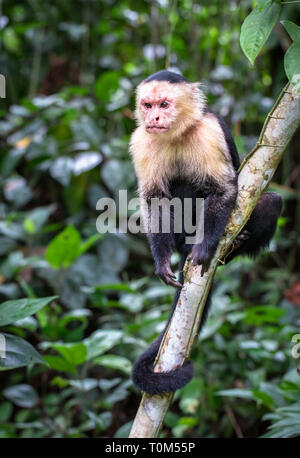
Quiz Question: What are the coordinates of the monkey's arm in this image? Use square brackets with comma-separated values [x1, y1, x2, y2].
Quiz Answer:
[144, 202, 183, 288]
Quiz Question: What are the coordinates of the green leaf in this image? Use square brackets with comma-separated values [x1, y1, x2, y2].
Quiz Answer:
[284, 44, 300, 93]
[114, 421, 134, 438]
[57, 313, 88, 341]
[240, 1, 281, 64]
[178, 417, 198, 427]
[23, 205, 56, 235]
[68, 379, 98, 391]
[95, 71, 120, 102]
[92, 283, 135, 293]
[78, 233, 102, 256]
[0, 296, 57, 326]
[84, 330, 123, 360]
[263, 424, 300, 438]
[43, 355, 76, 373]
[51, 376, 69, 388]
[23, 218, 36, 234]
[3, 384, 39, 408]
[94, 355, 132, 374]
[244, 305, 284, 326]
[252, 389, 274, 408]
[216, 389, 254, 399]
[3, 28, 21, 54]
[51, 342, 87, 365]
[45, 226, 81, 268]
[281, 20, 300, 44]
[0, 333, 46, 371]
[268, 416, 300, 429]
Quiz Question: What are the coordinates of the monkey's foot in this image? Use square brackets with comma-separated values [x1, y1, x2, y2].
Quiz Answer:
[232, 229, 250, 251]
[187, 244, 214, 276]
[155, 264, 183, 288]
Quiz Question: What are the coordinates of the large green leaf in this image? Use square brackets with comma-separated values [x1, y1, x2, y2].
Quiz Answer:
[94, 355, 132, 374]
[50, 342, 87, 365]
[3, 27, 21, 54]
[45, 225, 81, 268]
[240, 1, 281, 64]
[244, 305, 284, 326]
[281, 20, 300, 44]
[0, 296, 57, 327]
[43, 355, 76, 373]
[281, 21, 300, 93]
[95, 71, 120, 102]
[252, 389, 274, 409]
[45, 226, 100, 269]
[3, 384, 39, 408]
[284, 44, 300, 94]
[83, 330, 123, 360]
[0, 333, 46, 371]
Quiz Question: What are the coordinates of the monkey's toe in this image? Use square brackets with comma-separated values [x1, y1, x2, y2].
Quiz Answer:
[188, 245, 213, 275]
[155, 264, 183, 288]
[237, 229, 251, 241]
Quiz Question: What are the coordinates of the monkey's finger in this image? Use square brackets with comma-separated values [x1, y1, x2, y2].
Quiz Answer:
[237, 229, 251, 241]
[188, 253, 200, 266]
[165, 267, 177, 278]
[170, 280, 183, 288]
[238, 233, 250, 240]
[165, 274, 183, 288]
[189, 256, 199, 266]
[200, 263, 208, 277]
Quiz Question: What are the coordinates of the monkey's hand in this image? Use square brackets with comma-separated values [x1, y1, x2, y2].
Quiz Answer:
[155, 263, 183, 288]
[187, 243, 215, 276]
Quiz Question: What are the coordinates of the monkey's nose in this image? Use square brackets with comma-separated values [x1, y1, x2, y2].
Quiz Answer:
[155, 116, 159, 121]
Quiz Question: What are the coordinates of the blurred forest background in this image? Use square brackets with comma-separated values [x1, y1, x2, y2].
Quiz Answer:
[0, 0, 300, 438]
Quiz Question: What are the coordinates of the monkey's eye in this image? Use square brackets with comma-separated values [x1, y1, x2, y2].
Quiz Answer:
[144, 102, 152, 109]
[160, 101, 169, 108]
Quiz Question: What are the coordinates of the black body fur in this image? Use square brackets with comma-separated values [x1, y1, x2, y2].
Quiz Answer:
[132, 71, 282, 395]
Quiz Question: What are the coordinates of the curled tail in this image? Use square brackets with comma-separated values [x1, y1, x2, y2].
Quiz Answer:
[132, 253, 194, 395]
[132, 335, 194, 394]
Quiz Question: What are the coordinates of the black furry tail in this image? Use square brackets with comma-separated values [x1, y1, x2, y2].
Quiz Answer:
[132, 333, 194, 395]
[132, 253, 194, 395]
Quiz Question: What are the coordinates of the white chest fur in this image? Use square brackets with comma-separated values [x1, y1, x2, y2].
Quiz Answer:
[129, 112, 233, 196]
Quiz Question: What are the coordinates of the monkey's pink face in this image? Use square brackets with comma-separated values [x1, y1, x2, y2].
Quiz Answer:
[139, 97, 174, 134]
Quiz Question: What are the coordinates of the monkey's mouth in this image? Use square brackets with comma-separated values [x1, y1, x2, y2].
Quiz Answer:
[146, 126, 169, 133]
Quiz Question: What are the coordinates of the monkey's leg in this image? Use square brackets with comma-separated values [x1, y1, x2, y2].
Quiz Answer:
[147, 205, 183, 288]
[225, 192, 282, 263]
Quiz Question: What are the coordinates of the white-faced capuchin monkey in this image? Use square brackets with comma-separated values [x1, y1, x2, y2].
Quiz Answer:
[129, 70, 282, 394]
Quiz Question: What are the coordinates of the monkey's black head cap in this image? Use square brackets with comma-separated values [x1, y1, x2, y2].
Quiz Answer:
[144, 70, 189, 84]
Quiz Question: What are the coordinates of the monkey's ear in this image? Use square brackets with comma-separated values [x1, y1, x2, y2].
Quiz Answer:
[190, 81, 203, 91]
[189, 82, 206, 107]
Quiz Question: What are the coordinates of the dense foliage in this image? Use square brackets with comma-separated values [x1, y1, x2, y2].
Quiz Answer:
[0, 0, 299, 438]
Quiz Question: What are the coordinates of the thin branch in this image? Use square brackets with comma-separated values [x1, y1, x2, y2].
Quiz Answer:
[129, 83, 300, 438]
[225, 404, 244, 438]
[150, 0, 159, 71]
[28, 29, 43, 97]
[165, 0, 178, 69]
